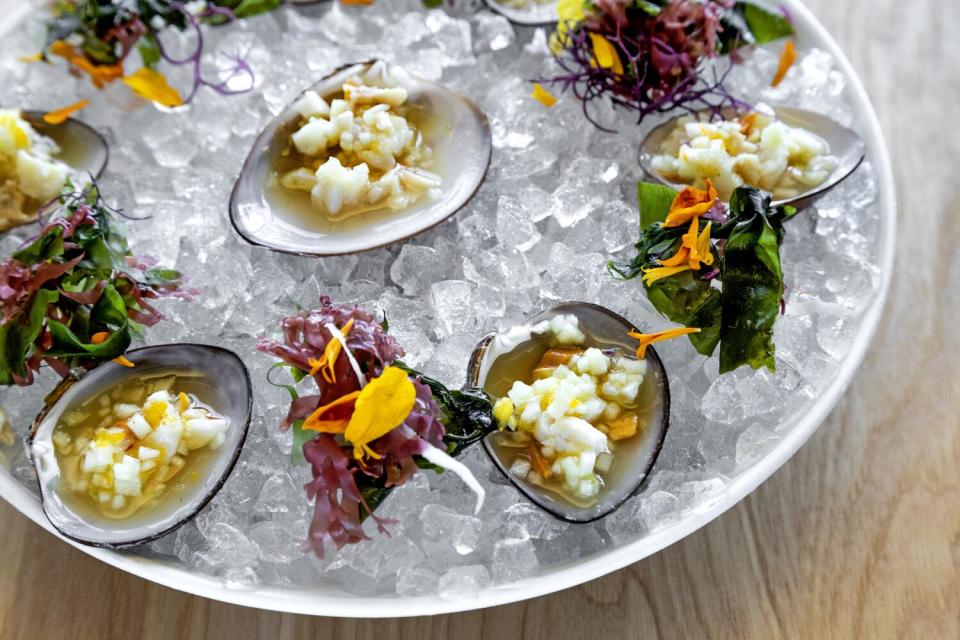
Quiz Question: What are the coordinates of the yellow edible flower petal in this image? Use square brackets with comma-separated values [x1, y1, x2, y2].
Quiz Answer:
[772, 40, 797, 88]
[588, 33, 624, 75]
[628, 327, 702, 359]
[18, 52, 43, 63]
[122, 68, 184, 108]
[42, 99, 90, 125]
[531, 82, 558, 108]
[344, 366, 416, 461]
[641, 264, 692, 286]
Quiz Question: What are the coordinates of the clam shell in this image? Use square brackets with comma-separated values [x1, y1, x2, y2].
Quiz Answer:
[466, 302, 671, 523]
[22, 110, 110, 181]
[27, 344, 252, 549]
[230, 60, 492, 256]
[638, 106, 866, 210]
[483, 0, 557, 26]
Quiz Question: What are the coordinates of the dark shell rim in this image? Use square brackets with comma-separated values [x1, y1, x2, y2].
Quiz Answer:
[482, 0, 559, 27]
[26, 343, 253, 550]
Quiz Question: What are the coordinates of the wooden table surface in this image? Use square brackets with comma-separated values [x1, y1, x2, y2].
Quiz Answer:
[2, 1, 958, 638]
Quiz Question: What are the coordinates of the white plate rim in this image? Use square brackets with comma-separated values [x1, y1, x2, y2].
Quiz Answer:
[0, 0, 897, 618]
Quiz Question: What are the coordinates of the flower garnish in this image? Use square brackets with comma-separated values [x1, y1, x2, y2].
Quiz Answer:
[628, 327, 702, 359]
[0, 181, 193, 386]
[663, 180, 719, 228]
[531, 82, 558, 108]
[258, 297, 494, 557]
[772, 39, 797, 87]
[611, 182, 798, 373]
[541, 0, 794, 128]
[121, 68, 184, 108]
[42, 100, 91, 125]
[41, 1, 281, 107]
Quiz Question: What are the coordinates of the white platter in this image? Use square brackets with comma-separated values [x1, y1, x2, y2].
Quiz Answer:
[0, 0, 895, 618]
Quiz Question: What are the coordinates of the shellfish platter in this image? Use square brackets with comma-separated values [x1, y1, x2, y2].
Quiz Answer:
[0, 0, 894, 617]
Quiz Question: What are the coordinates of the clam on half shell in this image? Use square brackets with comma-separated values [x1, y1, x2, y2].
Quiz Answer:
[27, 345, 252, 549]
[638, 106, 866, 210]
[466, 302, 671, 523]
[483, 0, 558, 26]
[230, 60, 492, 256]
[22, 110, 110, 183]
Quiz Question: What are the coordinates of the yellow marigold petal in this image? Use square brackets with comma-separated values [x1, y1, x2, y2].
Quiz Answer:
[772, 40, 797, 88]
[697, 221, 714, 267]
[344, 366, 416, 461]
[42, 99, 90, 125]
[531, 82, 558, 108]
[18, 52, 43, 63]
[628, 327, 702, 359]
[657, 246, 691, 268]
[588, 33, 624, 75]
[112, 356, 136, 368]
[122, 68, 184, 108]
[641, 264, 692, 286]
[663, 179, 719, 227]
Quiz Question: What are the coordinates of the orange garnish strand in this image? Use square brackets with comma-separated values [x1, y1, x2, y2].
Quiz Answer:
[739, 112, 759, 134]
[663, 179, 718, 228]
[527, 443, 552, 479]
[771, 40, 797, 88]
[307, 318, 355, 383]
[340, 0, 374, 4]
[531, 83, 558, 108]
[303, 390, 361, 433]
[90, 331, 136, 368]
[42, 99, 90, 125]
[49, 40, 124, 88]
[628, 327, 702, 359]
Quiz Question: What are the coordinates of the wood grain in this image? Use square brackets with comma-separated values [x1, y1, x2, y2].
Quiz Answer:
[1, 1, 958, 638]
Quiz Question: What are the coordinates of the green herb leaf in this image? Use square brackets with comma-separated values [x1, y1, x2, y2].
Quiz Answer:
[717, 190, 784, 373]
[646, 272, 722, 356]
[13, 227, 65, 264]
[741, 2, 795, 44]
[137, 32, 161, 68]
[638, 181, 678, 230]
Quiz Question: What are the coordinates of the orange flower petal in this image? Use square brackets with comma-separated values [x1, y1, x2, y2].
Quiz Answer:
[90, 331, 110, 345]
[112, 356, 136, 368]
[772, 40, 797, 88]
[303, 390, 361, 433]
[42, 99, 90, 125]
[628, 327, 702, 359]
[49, 40, 123, 89]
[663, 180, 719, 228]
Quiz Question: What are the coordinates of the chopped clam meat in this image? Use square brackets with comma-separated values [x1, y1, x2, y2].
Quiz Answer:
[55, 386, 231, 517]
[493, 320, 649, 501]
[280, 77, 440, 220]
[651, 111, 838, 200]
